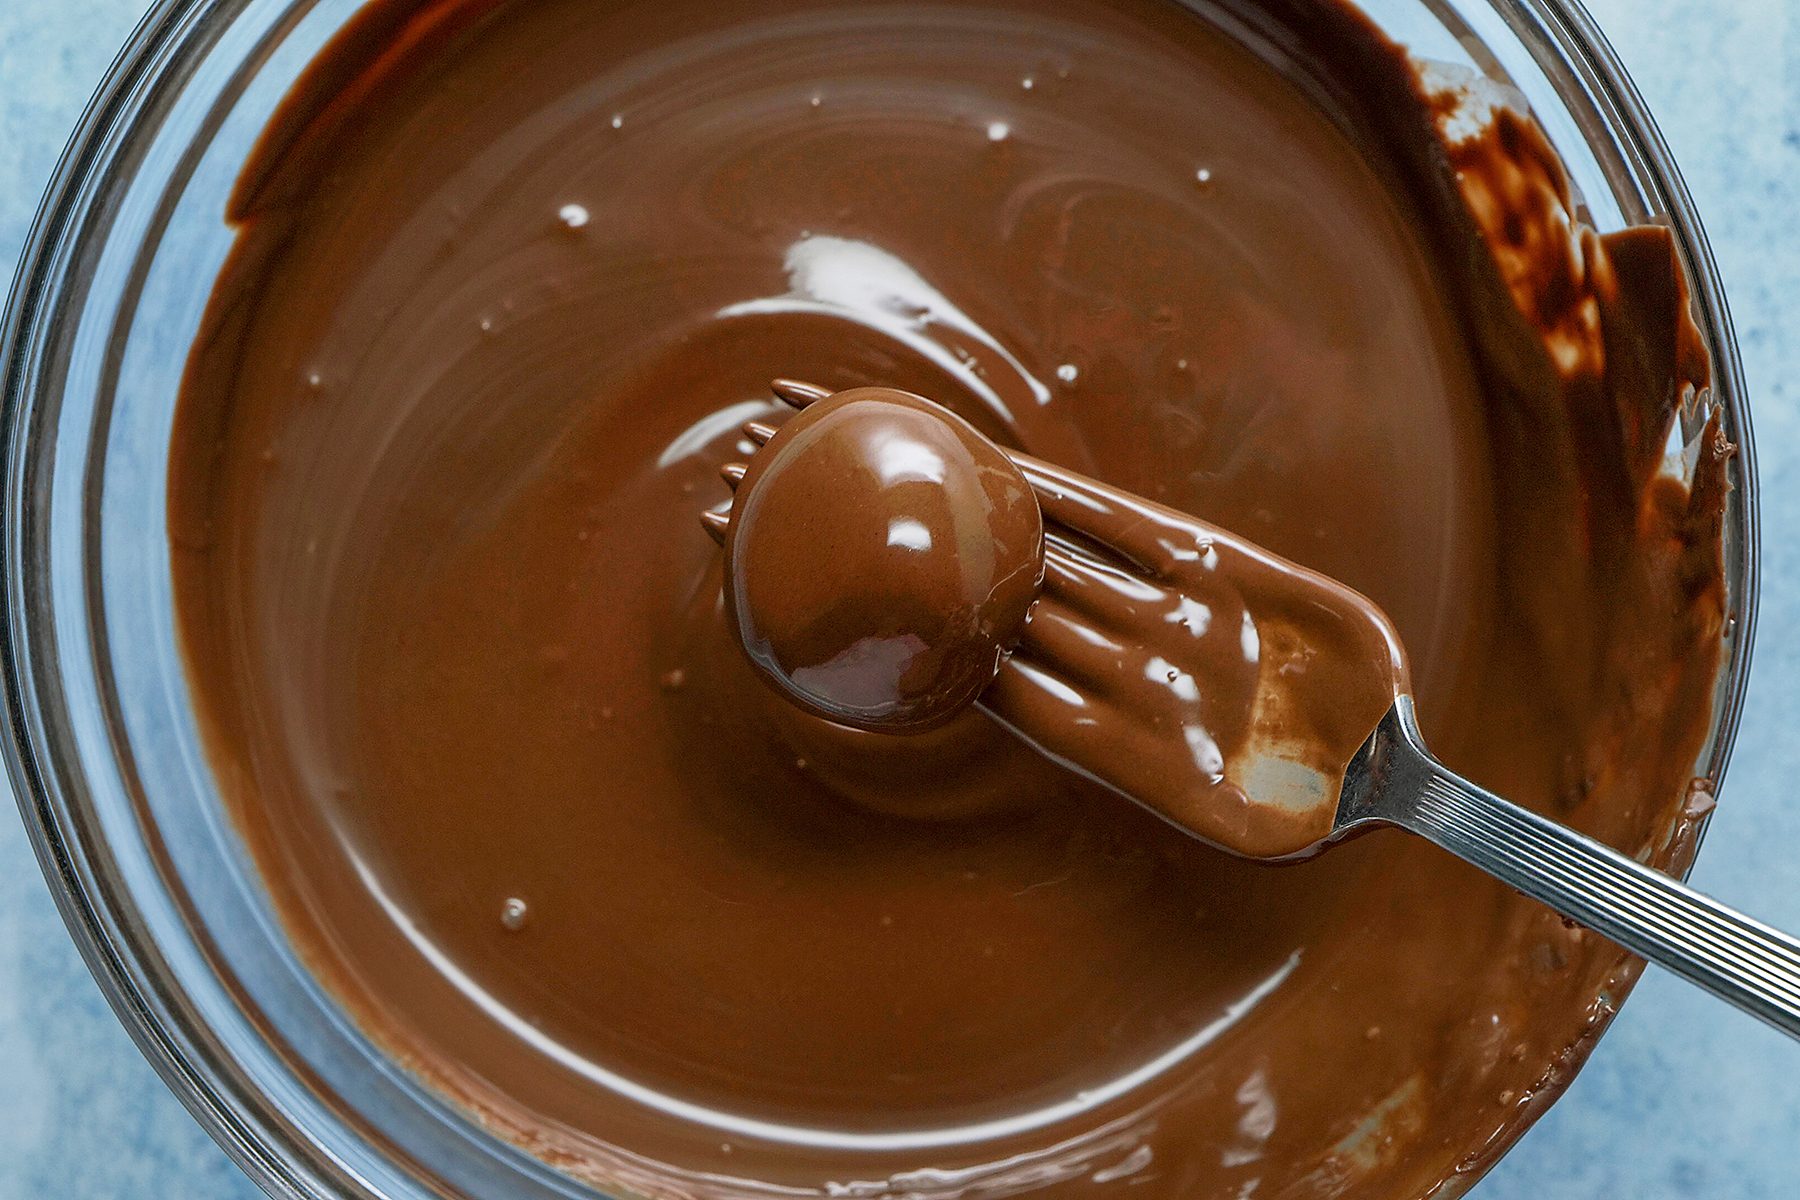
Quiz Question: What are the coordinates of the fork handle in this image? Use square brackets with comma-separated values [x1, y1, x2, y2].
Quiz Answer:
[1364, 701, 1800, 1042]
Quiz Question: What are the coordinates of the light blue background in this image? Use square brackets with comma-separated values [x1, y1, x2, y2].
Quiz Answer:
[3, 0, 1797, 1195]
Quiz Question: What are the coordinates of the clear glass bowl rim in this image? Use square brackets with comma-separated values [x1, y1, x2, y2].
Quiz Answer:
[0, 0, 1761, 1197]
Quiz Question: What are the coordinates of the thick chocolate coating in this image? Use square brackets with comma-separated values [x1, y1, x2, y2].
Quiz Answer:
[168, 0, 1728, 1196]
[733, 389, 1406, 857]
[992, 452, 1409, 859]
[724, 389, 1043, 733]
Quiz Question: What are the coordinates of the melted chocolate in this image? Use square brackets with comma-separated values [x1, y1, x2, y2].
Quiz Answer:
[168, 0, 1728, 1195]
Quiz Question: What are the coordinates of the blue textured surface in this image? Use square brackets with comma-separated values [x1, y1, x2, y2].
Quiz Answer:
[2, 1, 1796, 1196]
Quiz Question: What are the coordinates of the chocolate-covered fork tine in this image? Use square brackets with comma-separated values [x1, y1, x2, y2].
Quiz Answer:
[705, 377, 1800, 1044]
[770, 379, 833, 407]
[700, 394, 821, 545]
[700, 420, 781, 545]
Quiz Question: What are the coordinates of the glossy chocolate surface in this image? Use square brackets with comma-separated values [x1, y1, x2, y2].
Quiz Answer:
[991, 449, 1408, 859]
[169, 0, 1728, 1194]
[723, 388, 1043, 733]
[727, 385, 1406, 858]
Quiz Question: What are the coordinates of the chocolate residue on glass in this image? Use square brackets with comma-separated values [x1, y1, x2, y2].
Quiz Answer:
[167, 0, 1729, 1196]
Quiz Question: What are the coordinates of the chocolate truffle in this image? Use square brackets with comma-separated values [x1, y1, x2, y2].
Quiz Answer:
[723, 389, 1044, 732]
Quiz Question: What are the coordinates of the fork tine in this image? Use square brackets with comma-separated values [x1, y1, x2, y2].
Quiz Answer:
[1011, 450, 1194, 579]
[771, 378, 832, 408]
[699, 507, 730, 545]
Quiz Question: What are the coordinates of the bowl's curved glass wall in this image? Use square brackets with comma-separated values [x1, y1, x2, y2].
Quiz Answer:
[0, 1, 1755, 1197]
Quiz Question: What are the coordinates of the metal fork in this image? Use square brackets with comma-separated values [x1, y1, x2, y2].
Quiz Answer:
[732, 378, 1800, 1041]
[1339, 696, 1800, 1041]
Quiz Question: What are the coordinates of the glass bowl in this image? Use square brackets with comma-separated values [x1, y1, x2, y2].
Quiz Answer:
[0, 0, 1757, 1197]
